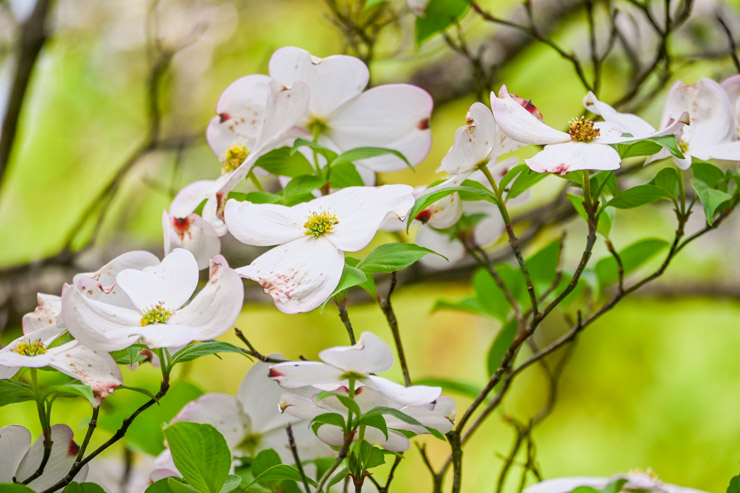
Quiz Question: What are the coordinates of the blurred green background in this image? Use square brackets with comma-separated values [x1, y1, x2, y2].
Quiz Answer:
[1, 0, 740, 491]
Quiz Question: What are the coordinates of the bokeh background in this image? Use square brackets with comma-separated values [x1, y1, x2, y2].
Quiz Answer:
[1, 0, 740, 491]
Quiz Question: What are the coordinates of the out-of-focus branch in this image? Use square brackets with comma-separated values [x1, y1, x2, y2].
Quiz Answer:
[0, 0, 52, 182]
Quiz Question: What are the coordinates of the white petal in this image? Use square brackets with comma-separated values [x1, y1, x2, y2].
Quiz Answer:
[202, 193, 229, 237]
[387, 396, 456, 435]
[171, 394, 248, 450]
[0, 425, 31, 483]
[237, 360, 301, 433]
[61, 286, 142, 351]
[79, 250, 161, 288]
[661, 79, 735, 146]
[16, 424, 88, 490]
[416, 226, 465, 270]
[116, 249, 198, 312]
[163, 211, 221, 270]
[311, 185, 414, 252]
[269, 46, 368, 118]
[315, 425, 346, 447]
[696, 140, 740, 162]
[366, 375, 442, 406]
[258, 80, 311, 147]
[439, 103, 498, 175]
[170, 180, 220, 218]
[328, 84, 433, 171]
[319, 331, 393, 374]
[523, 477, 609, 493]
[270, 361, 347, 389]
[472, 212, 505, 248]
[525, 142, 621, 174]
[146, 255, 244, 346]
[279, 392, 329, 421]
[49, 342, 123, 404]
[236, 236, 344, 314]
[22, 293, 61, 335]
[224, 199, 307, 246]
[0, 325, 66, 370]
[583, 91, 656, 137]
[491, 86, 569, 144]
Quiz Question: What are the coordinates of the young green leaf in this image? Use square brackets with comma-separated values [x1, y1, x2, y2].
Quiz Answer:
[311, 412, 347, 436]
[356, 243, 442, 273]
[415, 0, 470, 45]
[413, 377, 484, 401]
[499, 164, 527, 191]
[282, 175, 326, 206]
[163, 422, 232, 493]
[291, 138, 338, 163]
[362, 407, 445, 440]
[243, 465, 312, 488]
[651, 167, 680, 198]
[605, 184, 671, 209]
[316, 391, 362, 417]
[691, 179, 733, 225]
[61, 483, 107, 493]
[693, 160, 726, 189]
[359, 414, 389, 440]
[431, 297, 489, 317]
[472, 269, 512, 322]
[329, 162, 365, 189]
[169, 342, 246, 367]
[244, 191, 283, 204]
[614, 134, 684, 159]
[567, 193, 612, 237]
[253, 147, 314, 177]
[507, 168, 548, 199]
[330, 147, 410, 170]
[727, 473, 740, 493]
[406, 185, 497, 232]
[43, 384, 96, 406]
[0, 379, 36, 407]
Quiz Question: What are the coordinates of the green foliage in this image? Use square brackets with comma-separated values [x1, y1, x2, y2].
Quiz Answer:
[407, 185, 497, 232]
[613, 134, 684, 159]
[567, 193, 612, 237]
[651, 167, 680, 198]
[356, 243, 442, 273]
[331, 146, 410, 169]
[61, 483, 107, 493]
[727, 473, 740, 493]
[413, 377, 483, 401]
[415, 0, 470, 45]
[594, 239, 669, 290]
[112, 344, 149, 366]
[42, 383, 96, 406]
[316, 390, 362, 417]
[486, 319, 516, 376]
[507, 168, 548, 199]
[0, 379, 35, 407]
[362, 406, 445, 439]
[691, 179, 732, 225]
[169, 341, 247, 367]
[163, 422, 232, 493]
[0, 485, 37, 492]
[329, 162, 365, 188]
[311, 412, 347, 436]
[605, 185, 671, 209]
[253, 147, 314, 177]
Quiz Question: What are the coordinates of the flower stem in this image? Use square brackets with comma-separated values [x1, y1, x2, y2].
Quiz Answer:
[378, 272, 412, 386]
[336, 300, 356, 345]
[22, 369, 52, 485]
[247, 170, 265, 192]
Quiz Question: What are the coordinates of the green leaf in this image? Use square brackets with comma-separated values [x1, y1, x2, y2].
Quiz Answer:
[363, 445, 386, 469]
[566, 193, 612, 238]
[651, 167, 680, 198]
[311, 412, 347, 436]
[362, 407, 444, 440]
[525, 238, 561, 288]
[727, 473, 740, 493]
[326, 467, 349, 489]
[244, 191, 283, 204]
[219, 475, 241, 493]
[499, 164, 526, 192]
[316, 391, 362, 417]
[507, 168, 548, 199]
[282, 175, 325, 206]
[472, 268, 511, 322]
[330, 147, 410, 170]
[345, 257, 377, 298]
[614, 134, 684, 159]
[590, 171, 618, 197]
[413, 378, 483, 400]
[691, 179, 733, 225]
[169, 342, 246, 367]
[244, 465, 310, 488]
[252, 449, 283, 477]
[605, 184, 671, 209]
[253, 147, 314, 178]
[693, 160, 726, 189]
[322, 263, 369, 308]
[600, 479, 629, 493]
[329, 162, 365, 189]
[43, 383, 96, 406]
[356, 243, 442, 273]
[163, 422, 232, 493]
[291, 138, 338, 163]
[415, 0, 470, 45]
[407, 186, 497, 232]
[112, 345, 148, 365]
[0, 379, 36, 407]
[359, 414, 389, 440]
[61, 483, 107, 493]
[167, 479, 199, 493]
[595, 238, 669, 289]
[0, 485, 38, 492]
[431, 297, 488, 317]
[486, 319, 516, 376]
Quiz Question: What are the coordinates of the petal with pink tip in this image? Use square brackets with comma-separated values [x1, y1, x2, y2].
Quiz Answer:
[491, 86, 569, 145]
[525, 142, 621, 174]
[439, 103, 498, 175]
[236, 236, 344, 314]
[224, 199, 308, 247]
[270, 361, 347, 389]
[269, 46, 368, 118]
[49, 342, 123, 404]
[22, 293, 61, 335]
[162, 211, 221, 270]
[16, 424, 89, 490]
[319, 331, 393, 374]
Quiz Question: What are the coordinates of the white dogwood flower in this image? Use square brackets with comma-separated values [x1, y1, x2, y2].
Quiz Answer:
[224, 185, 414, 314]
[61, 249, 244, 351]
[162, 210, 221, 270]
[0, 294, 122, 404]
[279, 386, 456, 452]
[523, 470, 707, 493]
[491, 85, 684, 174]
[0, 424, 89, 490]
[269, 331, 441, 405]
[269, 46, 433, 179]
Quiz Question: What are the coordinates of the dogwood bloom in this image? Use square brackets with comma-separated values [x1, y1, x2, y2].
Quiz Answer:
[721, 74, 740, 135]
[654, 78, 740, 169]
[279, 386, 456, 452]
[62, 249, 244, 351]
[0, 294, 122, 403]
[152, 361, 332, 478]
[269, 46, 433, 178]
[224, 185, 414, 314]
[162, 210, 220, 270]
[491, 85, 684, 174]
[523, 470, 707, 493]
[0, 424, 89, 490]
[269, 331, 441, 405]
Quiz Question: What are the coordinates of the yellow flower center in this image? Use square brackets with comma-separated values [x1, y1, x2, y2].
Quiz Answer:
[308, 118, 328, 139]
[568, 117, 600, 142]
[15, 339, 47, 356]
[304, 211, 339, 237]
[222, 145, 249, 174]
[140, 304, 174, 326]
[678, 139, 689, 153]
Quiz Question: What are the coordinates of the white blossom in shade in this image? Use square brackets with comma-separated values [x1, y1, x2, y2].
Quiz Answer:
[279, 386, 456, 452]
[491, 85, 686, 175]
[0, 294, 122, 404]
[224, 185, 414, 314]
[655, 78, 740, 169]
[269, 46, 433, 176]
[0, 424, 89, 490]
[269, 331, 441, 406]
[152, 361, 332, 478]
[162, 210, 221, 270]
[407, 0, 431, 16]
[170, 80, 311, 230]
[721, 74, 740, 136]
[523, 471, 707, 493]
[61, 249, 244, 351]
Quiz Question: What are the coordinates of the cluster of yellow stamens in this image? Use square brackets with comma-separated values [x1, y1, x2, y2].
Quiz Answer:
[140, 304, 174, 326]
[304, 211, 339, 237]
[627, 468, 660, 479]
[222, 145, 249, 174]
[14, 339, 47, 356]
[568, 116, 600, 142]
